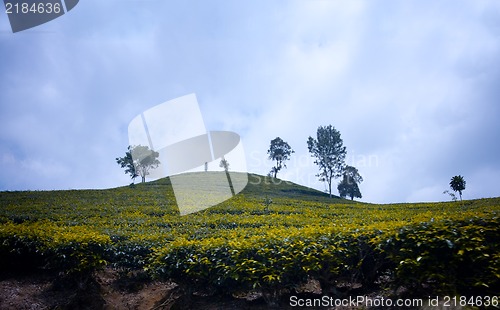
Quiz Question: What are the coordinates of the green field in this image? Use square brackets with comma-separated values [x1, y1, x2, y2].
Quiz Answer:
[1, 173, 499, 306]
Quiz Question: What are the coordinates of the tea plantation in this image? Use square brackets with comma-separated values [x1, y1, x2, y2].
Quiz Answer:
[1, 173, 499, 305]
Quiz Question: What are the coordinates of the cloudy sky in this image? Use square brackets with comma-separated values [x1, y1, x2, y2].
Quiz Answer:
[1, 0, 499, 203]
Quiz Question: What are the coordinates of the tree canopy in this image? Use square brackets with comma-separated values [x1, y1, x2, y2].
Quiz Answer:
[450, 175, 466, 201]
[116, 145, 160, 183]
[115, 146, 138, 183]
[267, 137, 294, 178]
[337, 165, 363, 200]
[219, 157, 230, 172]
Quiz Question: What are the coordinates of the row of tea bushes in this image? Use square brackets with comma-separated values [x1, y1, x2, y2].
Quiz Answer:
[0, 221, 110, 274]
[148, 214, 500, 297]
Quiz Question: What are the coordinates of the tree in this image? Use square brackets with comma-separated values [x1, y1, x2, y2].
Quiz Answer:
[267, 137, 294, 178]
[116, 146, 138, 183]
[449, 175, 466, 201]
[337, 165, 363, 200]
[219, 157, 230, 172]
[219, 156, 235, 195]
[116, 145, 160, 183]
[133, 145, 160, 183]
[307, 125, 346, 198]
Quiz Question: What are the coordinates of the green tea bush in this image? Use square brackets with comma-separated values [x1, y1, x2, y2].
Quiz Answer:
[0, 221, 111, 274]
[148, 227, 383, 296]
[380, 216, 500, 296]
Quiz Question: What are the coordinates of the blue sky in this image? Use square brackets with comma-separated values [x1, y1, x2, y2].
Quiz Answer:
[1, 0, 499, 203]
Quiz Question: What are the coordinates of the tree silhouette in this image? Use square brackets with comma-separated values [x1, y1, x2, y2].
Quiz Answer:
[117, 145, 160, 183]
[449, 175, 466, 201]
[307, 125, 346, 198]
[116, 146, 138, 183]
[219, 157, 235, 195]
[219, 157, 230, 172]
[337, 165, 363, 200]
[267, 137, 294, 178]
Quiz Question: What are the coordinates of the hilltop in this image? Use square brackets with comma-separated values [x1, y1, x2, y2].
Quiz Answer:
[143, 171, 343, 203]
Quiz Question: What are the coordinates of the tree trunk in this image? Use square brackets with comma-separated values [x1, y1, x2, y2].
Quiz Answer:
[142, 176, 146, 183]
[328, 180, 332, 198]
[225, 170, 235, 196]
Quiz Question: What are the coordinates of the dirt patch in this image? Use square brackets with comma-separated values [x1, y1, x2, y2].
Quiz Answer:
[0, 269, 465, 309]
[0, 270, 337, 309]
[0, 269, 279, 309]
[0, 274, 52, 309]
[0, 268, 178, 310]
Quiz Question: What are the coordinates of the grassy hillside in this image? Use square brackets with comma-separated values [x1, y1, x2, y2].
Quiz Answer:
[1, 172, 499, 307]
[147, 172, 341, 201]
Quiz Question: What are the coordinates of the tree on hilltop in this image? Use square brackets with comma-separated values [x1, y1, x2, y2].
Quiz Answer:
[337, 165, 363, 200]
[116, 145, 160, 183]
[116, 146, 138, 183]
[219, 157, 230, 172]
[307, 125, 346, 198]
[267, 137, 294, 178]
[449, 175, 466, 201]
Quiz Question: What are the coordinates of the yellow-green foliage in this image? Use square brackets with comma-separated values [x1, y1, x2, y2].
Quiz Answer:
[0, 221, 110, 273]
[379, 216, 500, 295]
[0, 174, 499, 296]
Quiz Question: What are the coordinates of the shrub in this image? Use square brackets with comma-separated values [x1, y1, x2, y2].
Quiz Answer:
[0, 221, 111, 274]
[380, 216, 500, 296]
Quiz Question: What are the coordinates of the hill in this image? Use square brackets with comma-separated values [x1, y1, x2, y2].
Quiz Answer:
[145, 171, 343, 202]
[0, 173, 499, 309]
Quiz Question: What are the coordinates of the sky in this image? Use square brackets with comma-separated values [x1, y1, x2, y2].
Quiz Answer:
[1, 0, 499, 203]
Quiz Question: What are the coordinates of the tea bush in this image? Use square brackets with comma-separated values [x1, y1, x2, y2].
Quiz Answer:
[380, 215, 500, 295]
[0, 221, 110, 274]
